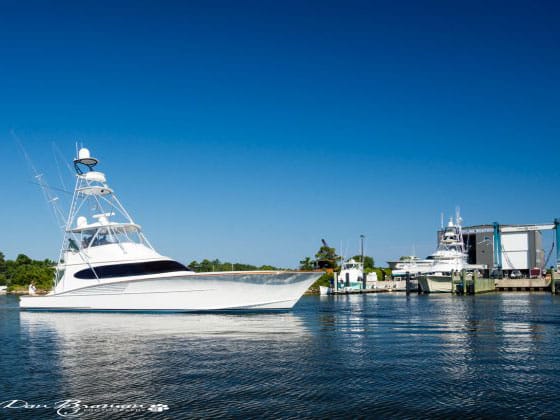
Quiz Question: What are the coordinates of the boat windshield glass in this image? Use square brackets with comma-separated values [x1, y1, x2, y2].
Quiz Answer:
[76, 226, 145, 249]
[343, 262, 361, 270]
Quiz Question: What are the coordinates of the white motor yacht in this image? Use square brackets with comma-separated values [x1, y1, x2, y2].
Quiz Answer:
[417, 211, 485, 293]
[20, 148, 321, 311]
[391, 256, 434, 279]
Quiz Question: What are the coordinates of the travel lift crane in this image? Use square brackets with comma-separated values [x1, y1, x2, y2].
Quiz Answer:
[493, 219, 560, 275]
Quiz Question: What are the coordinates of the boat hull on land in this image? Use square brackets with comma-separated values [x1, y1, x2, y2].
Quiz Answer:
[20, 271, 320, 312]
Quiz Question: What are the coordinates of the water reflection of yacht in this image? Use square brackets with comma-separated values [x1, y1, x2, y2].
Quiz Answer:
[19, 310, 309, 403]
[20, 148, 321, 311]
[20, 311, 309, 340]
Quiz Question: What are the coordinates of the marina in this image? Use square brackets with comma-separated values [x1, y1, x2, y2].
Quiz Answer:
[1, 1, 560, 418]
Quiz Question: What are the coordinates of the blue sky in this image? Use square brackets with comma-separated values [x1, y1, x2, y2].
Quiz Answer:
[0, 0, 559, 267]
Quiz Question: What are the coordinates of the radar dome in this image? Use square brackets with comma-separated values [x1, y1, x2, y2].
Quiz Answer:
[78, 148, 91, 160]
[76, 216, 88, 228]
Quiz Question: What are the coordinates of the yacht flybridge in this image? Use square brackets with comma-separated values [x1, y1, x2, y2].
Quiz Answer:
[20, 148, 321, 311]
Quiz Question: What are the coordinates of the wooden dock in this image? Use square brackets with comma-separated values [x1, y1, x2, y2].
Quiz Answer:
[323, 271, 560, 295]
[453, 274, 496, 295]
[550, 271, 560, 294]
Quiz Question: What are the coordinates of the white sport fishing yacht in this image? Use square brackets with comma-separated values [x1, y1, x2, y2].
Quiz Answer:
[417, 212, 484, 293]
[20, 148, 321, 311]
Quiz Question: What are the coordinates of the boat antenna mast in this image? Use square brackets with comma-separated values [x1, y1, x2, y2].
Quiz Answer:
[455, 206, 463, 227]
[455, 206, 466, 255]
[13, 131, 67, 230]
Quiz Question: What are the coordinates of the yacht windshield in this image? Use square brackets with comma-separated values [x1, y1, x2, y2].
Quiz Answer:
[76, 226, 146, 249]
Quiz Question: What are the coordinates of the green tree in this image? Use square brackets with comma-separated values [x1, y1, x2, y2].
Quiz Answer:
[187, 258, 282, 273]
[1, 252, 55, 291]
[16, 254, 32, 265]
[315, 243, 340, 270]
[0, 252, 6, 285]
[351, 255, 375, 271]
[198, 259, 213, 272]
[299, 257, 315, 271]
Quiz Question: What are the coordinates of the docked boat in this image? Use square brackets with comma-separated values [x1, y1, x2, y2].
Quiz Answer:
[20, 148, 321, 311]
[417, 212, 485, 293]
[320, 258, 368, 295]
[391, 256, 434, 279]
[335, 258, 368, 292]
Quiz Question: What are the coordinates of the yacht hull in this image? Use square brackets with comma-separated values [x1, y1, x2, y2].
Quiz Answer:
[19, 272, 321, 312]
[418, 275, 453, 293]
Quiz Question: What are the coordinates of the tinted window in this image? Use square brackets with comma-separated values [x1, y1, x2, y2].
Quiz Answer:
[75, 260, 189, 279]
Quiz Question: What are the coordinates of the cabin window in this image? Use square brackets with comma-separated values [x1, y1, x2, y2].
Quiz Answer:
[74, 260, 189, 279]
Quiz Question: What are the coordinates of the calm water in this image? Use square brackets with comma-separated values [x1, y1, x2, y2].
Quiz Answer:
[2, 292, 560, 418]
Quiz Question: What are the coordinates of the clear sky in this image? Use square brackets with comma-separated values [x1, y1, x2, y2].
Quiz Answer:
[0, 0, 559, 267]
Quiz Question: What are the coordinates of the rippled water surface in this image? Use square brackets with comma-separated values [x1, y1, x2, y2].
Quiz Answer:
[2, 292, 560, 418]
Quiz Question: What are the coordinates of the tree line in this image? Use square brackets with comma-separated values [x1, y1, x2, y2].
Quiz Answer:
[0, 252, 55, 292]
[188, 259, 284, 272]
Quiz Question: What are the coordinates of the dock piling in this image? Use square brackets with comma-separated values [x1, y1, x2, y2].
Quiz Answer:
[406, 272, 411, 295]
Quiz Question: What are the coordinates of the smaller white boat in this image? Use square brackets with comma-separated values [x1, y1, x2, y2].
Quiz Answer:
[320, 258, 369, 295]
[0, 285, 7, 295]
[335, 258, 365, 291]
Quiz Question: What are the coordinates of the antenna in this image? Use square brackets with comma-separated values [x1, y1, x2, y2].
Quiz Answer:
[455, 206, 463, 226]
[12, 131, 67, 230]
[440, 212, 444, 229]
[360, 234, 365, 264]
